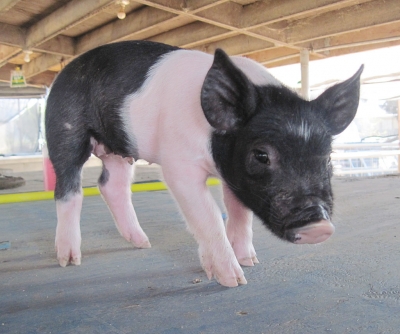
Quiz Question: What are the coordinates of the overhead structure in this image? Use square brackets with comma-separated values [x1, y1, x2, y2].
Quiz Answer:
[0, 0, 400, 94]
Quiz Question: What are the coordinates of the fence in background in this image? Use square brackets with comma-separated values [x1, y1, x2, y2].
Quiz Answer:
[332, 143, 400, 176]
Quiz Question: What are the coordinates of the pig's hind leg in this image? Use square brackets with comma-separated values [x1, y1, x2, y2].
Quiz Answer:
[223, 184, 259, 267]
[98, 154, 151, 248]
[52, 142, 91, 267]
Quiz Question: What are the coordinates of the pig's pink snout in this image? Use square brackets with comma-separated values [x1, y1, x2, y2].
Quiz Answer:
[292, 220, 335, 244]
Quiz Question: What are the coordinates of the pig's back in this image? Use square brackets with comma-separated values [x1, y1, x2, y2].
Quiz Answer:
[46, 41, 180, 159]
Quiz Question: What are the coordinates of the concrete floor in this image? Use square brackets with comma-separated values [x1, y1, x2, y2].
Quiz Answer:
[1, 167, 400, 333]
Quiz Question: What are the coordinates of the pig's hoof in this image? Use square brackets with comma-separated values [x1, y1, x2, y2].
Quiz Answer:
[56, 241, 81, 267]
[238, 256, 259, 267]
[204, 262, 247, 287]
[231, 241, 258, 267]
[213, 272, 248, 287]
[134, 239, 151, 249]
[58, 254, 81, 267]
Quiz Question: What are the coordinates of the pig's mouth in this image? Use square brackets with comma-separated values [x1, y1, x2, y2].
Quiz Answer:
[281, 205, 334, 244]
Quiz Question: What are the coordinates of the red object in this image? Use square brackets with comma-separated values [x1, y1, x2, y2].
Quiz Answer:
[43, 157, 56, 191]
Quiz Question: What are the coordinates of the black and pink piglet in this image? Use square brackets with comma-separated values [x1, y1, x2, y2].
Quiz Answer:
[45, 41, 363, 287]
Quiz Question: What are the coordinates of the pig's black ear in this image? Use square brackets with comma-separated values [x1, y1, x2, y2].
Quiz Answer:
[312, 65, 364, 136]
[201, 48, 257, 132]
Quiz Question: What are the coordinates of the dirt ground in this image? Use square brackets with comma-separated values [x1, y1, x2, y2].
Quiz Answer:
[0, 167, 399, 333]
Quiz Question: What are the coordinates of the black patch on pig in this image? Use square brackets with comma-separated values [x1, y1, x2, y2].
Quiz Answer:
[204, 50, 363, 242]
[98, 165, 110, 186]
[46, 41, 179, 200]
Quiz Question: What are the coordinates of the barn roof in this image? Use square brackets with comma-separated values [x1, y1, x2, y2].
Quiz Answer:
[1, 0, 400, 97]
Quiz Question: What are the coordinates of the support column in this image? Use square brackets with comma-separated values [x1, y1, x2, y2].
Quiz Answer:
[398, 99, 400, 173]
[300, 49, 310, 100]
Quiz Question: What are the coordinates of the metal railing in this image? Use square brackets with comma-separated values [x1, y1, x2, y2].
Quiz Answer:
[332, 143, 400, 176]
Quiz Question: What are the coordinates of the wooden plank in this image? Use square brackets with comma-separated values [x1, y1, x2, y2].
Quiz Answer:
[135, 0, 228, 13]
[0, 62, 17, 82]
[33, 35, 75, 57]
[75, 6, 177, 54]
[285, 0, 400, 43]
[240, 0, 367, 28]
[134, 0, 301, 49]
[297, 21, 400, 54]
[245, 47, 299, 64]
[27, 71, 57, 87]
[23, 53, 63, 78]
[195, 1, 242, 27]
[148, 21, 231, 47]
[25, 0, 116, 48]
[231, 0, 258, 5]
[265, 54, 321, 68]
[0, 22, 25, 47]
[0, 0, 21, 12]
[192, 34, 274, 55]
[248, 25, 285, 44]
[315, 39, 400, 58]
[0, 45, 21, 67]
[185, 0, 229, 12]
[117, 16, 195, 42]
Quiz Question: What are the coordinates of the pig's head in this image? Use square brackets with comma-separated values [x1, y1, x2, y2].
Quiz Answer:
[201, 49, 363, 245]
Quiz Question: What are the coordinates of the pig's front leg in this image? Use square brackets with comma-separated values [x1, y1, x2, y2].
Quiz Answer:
[163, 166, 247, 287]
[223, 184, 259, 267]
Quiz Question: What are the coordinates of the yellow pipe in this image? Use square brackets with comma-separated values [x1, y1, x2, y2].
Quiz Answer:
[0, 178, 221, 204]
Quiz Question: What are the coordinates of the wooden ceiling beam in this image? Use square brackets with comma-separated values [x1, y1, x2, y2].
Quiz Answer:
[284, 0, 400, 44]
[314, 39, 400, 59]
[27, 71, 57, 88]
[0, 23, 74, 58]
[194, 2, 242, 28]
[0, 0, 21, 12]
[148, 21, 235, 48]
[297, 21, 400, 55]
[134, 0, 229, 13]
[245, 47, 300, 65]
[0, 23, 25, 48]
[25, 0, 116, 49]
[239, 0, 368, 28]
[0, 63, 16, 82]
[75, 6, 177, 54]
[23, 53, 64, 79]
[192, 34, 274, 55]
[0, 45, 22, 67]
[135, 0, 300, 50]
[32, 35, 75, 57]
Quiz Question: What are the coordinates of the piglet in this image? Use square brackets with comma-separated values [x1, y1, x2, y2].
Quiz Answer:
[45, 41, 363, 287]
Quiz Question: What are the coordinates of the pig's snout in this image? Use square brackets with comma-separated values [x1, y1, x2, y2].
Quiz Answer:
[288, 220, 335, 244]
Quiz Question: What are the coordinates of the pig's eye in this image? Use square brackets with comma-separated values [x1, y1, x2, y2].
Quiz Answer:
[253, 149, 270, 165]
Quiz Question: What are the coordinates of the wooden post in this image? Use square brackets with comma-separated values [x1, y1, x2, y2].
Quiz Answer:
[300, 49, 310, 100]
[398, 99, 400, 173]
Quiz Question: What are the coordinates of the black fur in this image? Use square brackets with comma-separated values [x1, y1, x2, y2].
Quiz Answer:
[204, 53, 362, 242]
[45, 41, 179, 199]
